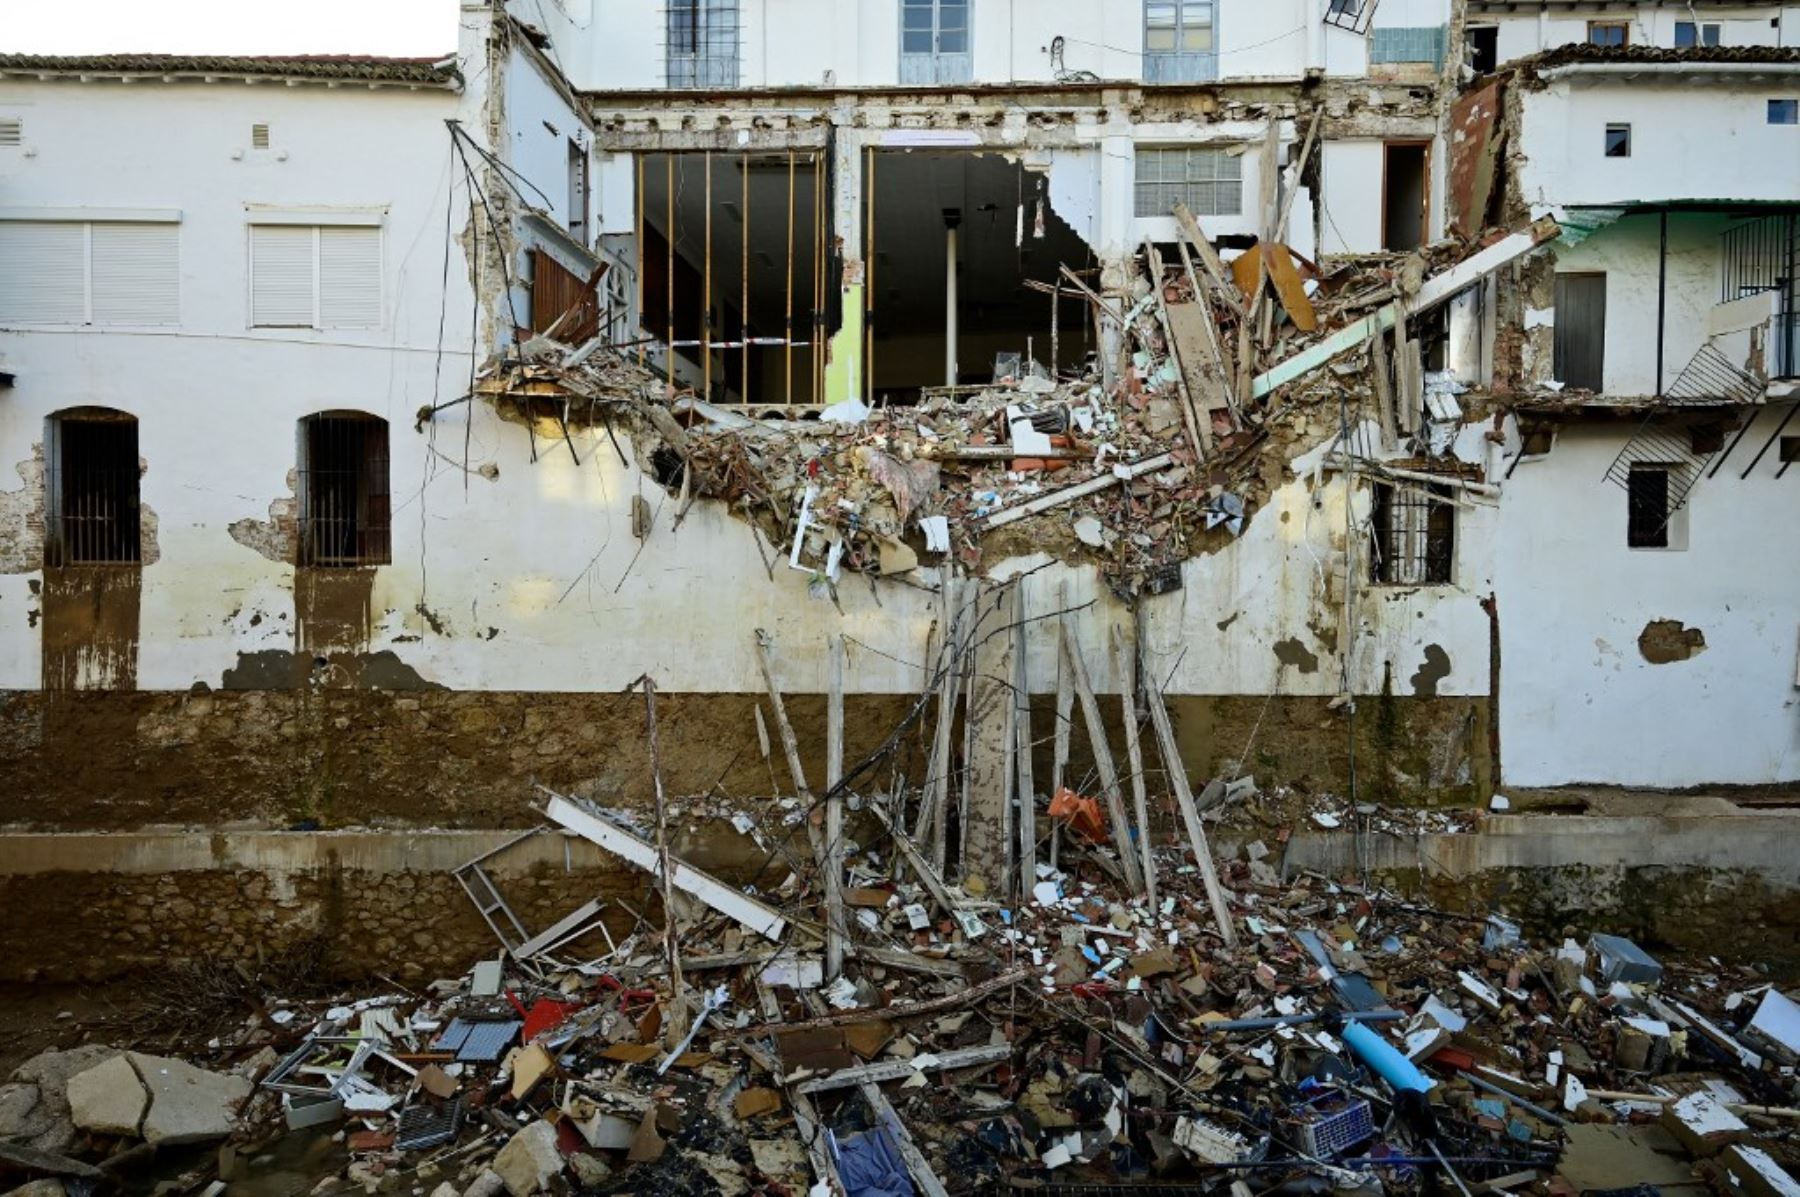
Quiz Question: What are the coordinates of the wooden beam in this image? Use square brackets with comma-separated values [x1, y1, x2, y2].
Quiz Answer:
[1012, 585, 1038, 898]
[867, 799, 958, 917]
[825, 635, 847, 982]
[1250, 219, 1558, 400]
[860, 1083, 951, 1197]
[1058, 620, 1146, 894]
[793, 1043, 1012, 1094]
[978, 452, 1176, 530]
[1143, 238, 1212, 456]
[1112, 627, 1158, 907]
[1138, 668, 1236, 948]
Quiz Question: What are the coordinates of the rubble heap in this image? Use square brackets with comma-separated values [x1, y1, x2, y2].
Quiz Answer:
[461, 214, 1557, 596]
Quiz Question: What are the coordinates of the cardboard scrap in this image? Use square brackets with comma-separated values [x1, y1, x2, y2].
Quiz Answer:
[734, 1087, 783, 1120]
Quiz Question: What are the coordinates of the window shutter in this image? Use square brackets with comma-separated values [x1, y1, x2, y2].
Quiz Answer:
[318, 226, 381, 328]
[0, 222, 86, 323]
[251, 225, 315, 326]
[0, 118, 21, 147]
[91, 222, 179, 324]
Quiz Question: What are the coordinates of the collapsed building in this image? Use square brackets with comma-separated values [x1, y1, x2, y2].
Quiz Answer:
[3, 0, 1800, 1194]
[0, 0, 1798, 977]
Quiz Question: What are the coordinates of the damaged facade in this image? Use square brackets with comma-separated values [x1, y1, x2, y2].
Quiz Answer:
[0, 11, 1797, 820]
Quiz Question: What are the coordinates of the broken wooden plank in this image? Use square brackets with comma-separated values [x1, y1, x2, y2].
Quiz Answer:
[1012, 584, 1038, 899]
[1059, 620, 1147, 894]
[512, 897, 607, 960]
[788, 1089, 843, 1197]
[1251, 218, 1559, 400]
[794, 1044, 1013, 1095]
[860, 1082, 952, 1197]
[543, 792, 788, 940]
[867, 798, 958, 918]
[1138, 666, 1237, 949]
[734, 970, 1033, 1042]
[1049, 583, 1074, 870]
[978, 452, 1176, 530]
[1370, 309, 1399, 451]
[754, 627, 829, 872]
[825, 635, 848, 983]
[1143, 238, 1212, 456]
[915, 573, 964, 869]
[1112, 627, 1158, 908]
[846, 944, 966, 979]
[1171, 201, 1239, 310]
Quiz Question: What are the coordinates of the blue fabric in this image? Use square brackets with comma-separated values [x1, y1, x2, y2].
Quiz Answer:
[833, 1126, 916, 1197]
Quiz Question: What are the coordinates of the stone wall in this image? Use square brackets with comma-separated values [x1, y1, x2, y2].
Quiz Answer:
[0, 688, 1491, 830]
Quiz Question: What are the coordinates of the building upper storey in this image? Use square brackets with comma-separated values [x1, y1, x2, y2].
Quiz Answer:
[503, 0, 1458, 95]
[1465, 0, 1799, 72]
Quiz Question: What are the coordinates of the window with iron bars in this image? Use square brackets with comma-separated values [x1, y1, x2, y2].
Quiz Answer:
[44, 410, 140, 567]
[1370, 480, 1454, 584]
[297, 413, 391, 567]
[667, 0, 739, 88]
[1134, 147, 1242, 218]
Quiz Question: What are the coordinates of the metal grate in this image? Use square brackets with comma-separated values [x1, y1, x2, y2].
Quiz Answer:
[1601, 343, 1765, 517]
[667, 0, 739, 88]
[1722, 212, 1798, 379]
[1370, 480, 1454, 585]
[297, 413, 390, 567]
[45, 413, 140, 567]
[1294, 1097, 1376, 1159]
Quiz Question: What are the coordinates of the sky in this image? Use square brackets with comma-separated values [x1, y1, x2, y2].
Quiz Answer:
[4, 0, 460, 57]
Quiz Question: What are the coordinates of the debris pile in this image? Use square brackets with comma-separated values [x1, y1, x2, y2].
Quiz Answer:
[6, 784, 1798, 1195]
[458, 209, 1557, 596]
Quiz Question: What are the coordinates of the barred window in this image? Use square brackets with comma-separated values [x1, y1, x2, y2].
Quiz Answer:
[297, 412, 390, 567]
[44, 409, 140, 567]
[1370, 481, 1454, 585]
[1134, 147, 1242, 218]
[668, 0, 739, 88]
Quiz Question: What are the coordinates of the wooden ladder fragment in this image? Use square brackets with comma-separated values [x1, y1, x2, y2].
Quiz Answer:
[1058, 618, 1146, 894]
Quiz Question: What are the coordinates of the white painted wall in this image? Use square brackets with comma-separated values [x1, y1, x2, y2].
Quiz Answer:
[1542, 213, 1734, 398]
[1518, 76, 1800, 210]
[1483, 5, 1800, 66]
[1498, 417, 1800, 787]
[1319, 136, 1448, 255]
[557, 0, 1320, 92]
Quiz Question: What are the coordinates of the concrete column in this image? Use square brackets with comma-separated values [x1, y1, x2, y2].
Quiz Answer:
[823, 120, 866, 404]
[1095, 123, 1136, 383]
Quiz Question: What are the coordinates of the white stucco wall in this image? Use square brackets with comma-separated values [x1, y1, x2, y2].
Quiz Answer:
[554, 0, 1321, 93]
[1540, 213, 1735, 398]
[1497, 417, 1800, 787]
[1483, 5, 1800, 66]
[1518, 76, 1800, 210]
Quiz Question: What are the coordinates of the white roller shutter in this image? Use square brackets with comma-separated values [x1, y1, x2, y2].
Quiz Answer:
[251, 224, 316, 326]
[318, 225, 381, 328]
[91, 222, 179, 324]
[0, 221, 86, 323]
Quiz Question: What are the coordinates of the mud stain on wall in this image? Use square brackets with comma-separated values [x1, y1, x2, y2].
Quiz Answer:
[295, 568, 375, 656]
[41, 566, 141, 691]
[1639, 619, 1706, 664]
[220, 648, 442, 692]
[1410, 644, 1452, 697]
[1272, 636, 1320, 674]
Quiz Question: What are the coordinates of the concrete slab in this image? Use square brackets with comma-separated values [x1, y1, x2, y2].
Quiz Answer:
[65, 1054, 146, 1138]
[126, 1052, 251, 1146]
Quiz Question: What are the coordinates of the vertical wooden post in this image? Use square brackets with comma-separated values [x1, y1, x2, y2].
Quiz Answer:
[825, 635, 847, 981]
[1112, 626, 1158, 907]
[665, 156, 675, 403]
[1012, 584, 1037, 898]
[741, 151, 750, 403]
[704, 151, 713, 403]
[642, 677, 685, 1039]
[1058, 619, 1146, 894]
[1140, 650, 1237, 948]
[786, 150, 795, 405]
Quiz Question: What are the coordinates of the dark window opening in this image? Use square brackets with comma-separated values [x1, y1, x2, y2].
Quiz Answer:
[1627, 464, 1671, 548]
[1468, 26, 1498, 74]
[1553, 272, 1606, 392]
[1779, 435, 1800, 463]
[1371, 481, 1455, 585]
[1588, 22, 1629, 47]
[297, 413, 391, 567]
[1690, 422, 1725, 454]
[1771, 100, 1800, 126]
[1382, 142, 1429, 252]
[1604, 124, 1631, 158]
[44, 410, 139, 567]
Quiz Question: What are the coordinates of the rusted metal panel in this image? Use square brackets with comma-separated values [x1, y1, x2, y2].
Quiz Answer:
[1448, 80, 1504, 238]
